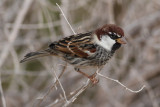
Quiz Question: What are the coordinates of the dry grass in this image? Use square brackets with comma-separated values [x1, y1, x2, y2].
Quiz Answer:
[1, 0, 160, 107]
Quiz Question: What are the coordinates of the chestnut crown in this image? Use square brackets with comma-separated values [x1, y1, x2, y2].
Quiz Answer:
[95, 24, 124, 40]
[93, 24, 126, 51]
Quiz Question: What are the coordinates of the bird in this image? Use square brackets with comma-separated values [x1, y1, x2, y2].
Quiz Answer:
[20, 24, 127, 84]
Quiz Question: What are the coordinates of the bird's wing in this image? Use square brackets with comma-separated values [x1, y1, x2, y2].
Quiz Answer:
[49, 32, 96, 58]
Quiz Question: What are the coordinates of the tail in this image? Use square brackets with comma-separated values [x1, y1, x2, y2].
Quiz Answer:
[20, 49, 51, 63]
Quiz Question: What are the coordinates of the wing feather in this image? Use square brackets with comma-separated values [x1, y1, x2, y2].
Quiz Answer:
[49, 32, 96, 58]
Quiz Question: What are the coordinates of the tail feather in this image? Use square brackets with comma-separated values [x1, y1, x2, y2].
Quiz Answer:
[20, 49, 51, 63]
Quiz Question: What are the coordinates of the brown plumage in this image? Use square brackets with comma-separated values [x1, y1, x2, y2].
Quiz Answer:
[20, 24, 126, 84]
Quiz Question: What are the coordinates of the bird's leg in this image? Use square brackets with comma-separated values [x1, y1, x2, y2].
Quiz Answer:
[75, 68, 98, 84]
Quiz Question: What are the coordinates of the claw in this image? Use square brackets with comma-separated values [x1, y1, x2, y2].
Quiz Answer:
[89, 75, 99, 84]
[75, 68, 99, 84]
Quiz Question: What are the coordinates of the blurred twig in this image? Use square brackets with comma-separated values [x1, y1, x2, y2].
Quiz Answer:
[52, 67, 68, 103]
[0, 77, 6, 107]
[0, 0, 33, 107]
[36, 63, 67, 106]
[56, 3, 76, 35]
[0, 0, 33, 67]
[63, 79, 90, 107]
[97, 72, 145, 93]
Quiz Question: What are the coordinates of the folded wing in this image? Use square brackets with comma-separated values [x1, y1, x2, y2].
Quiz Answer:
[49, 32, 96, 58]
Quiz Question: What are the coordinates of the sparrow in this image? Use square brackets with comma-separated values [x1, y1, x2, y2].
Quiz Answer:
[20, 24, 127, 84]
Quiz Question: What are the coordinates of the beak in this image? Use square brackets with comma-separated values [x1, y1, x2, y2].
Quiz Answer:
[117, 37, 127, 44]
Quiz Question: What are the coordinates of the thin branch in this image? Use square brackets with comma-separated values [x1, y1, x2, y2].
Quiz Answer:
[0, 0, 33, 107]
[63, 79, 90, 107]
[133, 69, 159, 107]
[97, 71, 145, 93]
[0, 0, 33, 67]
[46, 3, 92, 106]
[52, 67, 69, 103]
[36, 63, 67, 105]
[0, 78, 6, 107]
[56, 3, 76, 35]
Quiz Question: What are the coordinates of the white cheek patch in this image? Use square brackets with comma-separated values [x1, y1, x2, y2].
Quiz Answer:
[93, 34, 116, 51]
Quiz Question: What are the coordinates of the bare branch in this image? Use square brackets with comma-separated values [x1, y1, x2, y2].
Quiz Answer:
[97, 71, 145, 93]
[0, 0, 33, 67]
[0, 0, 33, 107]
[63, 79, 90, 107]
[0, 78, 6, 107]
[52, 67, 69, 103]
[56, 3, 76, 35]
[36, 63, 67, 106]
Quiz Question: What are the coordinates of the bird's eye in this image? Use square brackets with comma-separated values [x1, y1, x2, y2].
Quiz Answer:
[108, 32, 121, 39]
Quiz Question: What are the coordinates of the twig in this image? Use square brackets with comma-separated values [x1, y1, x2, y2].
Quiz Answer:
[0, 78, 6, 107]
[52, 67, 69, 103]
[56, 3, 76, 35]
[0, 0, 33, 67]
[63, 79, 90, 107]
[45, 3, 92, 107]
[96, 71, 145, 93]
[133, 69, 159, 107]
[0, 0, 33, 107]
[36, 63, 67, 106]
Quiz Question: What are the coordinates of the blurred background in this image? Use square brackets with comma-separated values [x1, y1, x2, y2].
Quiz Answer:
[0, 0, 160, 107]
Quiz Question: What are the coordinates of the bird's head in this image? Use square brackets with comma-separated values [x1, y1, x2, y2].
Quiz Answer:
[94, 24, 126, 52]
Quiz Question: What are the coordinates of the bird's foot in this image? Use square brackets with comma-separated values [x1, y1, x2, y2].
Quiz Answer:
[89, 74, 99, 85]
